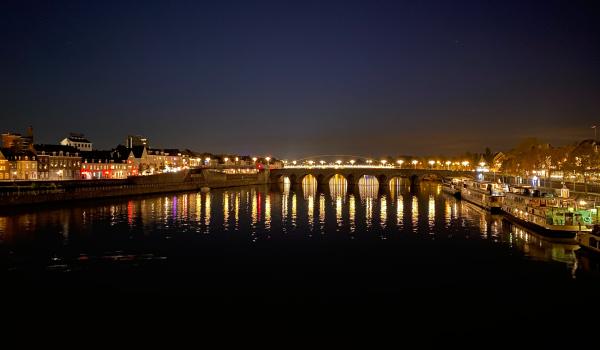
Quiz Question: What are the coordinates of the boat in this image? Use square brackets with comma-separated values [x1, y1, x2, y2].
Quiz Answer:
[441, 177, 462, 198]
[459, 179, 505, 214]
[501, 185, 596, 239]
[576, 225, 600, 254]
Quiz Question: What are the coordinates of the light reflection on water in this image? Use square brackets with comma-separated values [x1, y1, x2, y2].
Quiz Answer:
[0, 180, 591, 275]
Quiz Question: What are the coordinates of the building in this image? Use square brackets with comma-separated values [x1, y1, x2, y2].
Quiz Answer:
[1, 126, 34, 151]
[0, 149, 37, 180]
[131, 147, 182, 174]
[125, 135, 150, 149]
[80, 148, 137, 179]
[111, 145, 139, 177]
[180, 149, 203, 168]
[34, 144, 81, 180]
[60, 133, 93, 152]
[0, 150, 10, 180]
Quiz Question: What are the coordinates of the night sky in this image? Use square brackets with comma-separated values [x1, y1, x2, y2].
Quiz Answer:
[2, 0, 599, 158]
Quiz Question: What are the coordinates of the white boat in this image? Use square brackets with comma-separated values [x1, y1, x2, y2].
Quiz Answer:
[441, 177, 462, 198]
[501, 185, 595, 238]
[459, 179, 505, 214]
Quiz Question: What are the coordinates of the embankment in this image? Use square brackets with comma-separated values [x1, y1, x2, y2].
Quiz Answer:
[0, 169, 270, 208]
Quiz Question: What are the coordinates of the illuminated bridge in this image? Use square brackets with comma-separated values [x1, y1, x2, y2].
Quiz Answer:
[271, 167, 474, 187]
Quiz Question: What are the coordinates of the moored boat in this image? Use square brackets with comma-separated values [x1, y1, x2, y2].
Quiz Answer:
[576, 225, 600, 254]
[459, 179, 505, 214]
[441, 177, 462, 198]
[501, 185, 596, 239]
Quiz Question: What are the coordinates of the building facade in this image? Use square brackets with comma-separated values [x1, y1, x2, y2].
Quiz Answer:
[80, 149, 137, 179]
[35, 145, 81, 180]
[0, 150, 10, 180]
[0, 150, 38, 180]
[60, 133, 93, 151]
[126, 135, 150, 149]
[1, 126, 34, 151]
[132, 147, 182, 174]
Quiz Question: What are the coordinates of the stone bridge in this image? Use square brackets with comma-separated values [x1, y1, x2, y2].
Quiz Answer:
[270, 168, 474, 187]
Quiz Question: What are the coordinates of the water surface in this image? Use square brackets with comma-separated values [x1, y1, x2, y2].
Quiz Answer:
[1, 180, 599, 332]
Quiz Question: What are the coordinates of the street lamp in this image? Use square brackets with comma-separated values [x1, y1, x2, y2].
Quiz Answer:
[252, 157, 258, 162]
[308, 160, 314, 166]
[412, 160, 418, 169]
[462, 161, 469, 169]
[336, 160, 342, 166]
[428, 160, 435, 168]
[319, 160, 325, 166]
[292, 160, 297, 165]
[349, 160, 355, 166]
[265, 157, 271, 163]
[397, 160, 404, 168]
[381, 160, 387, 166]
[445, 160, 451, 170]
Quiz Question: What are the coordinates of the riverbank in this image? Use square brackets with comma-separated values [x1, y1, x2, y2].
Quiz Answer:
[0, 169, 270, 208]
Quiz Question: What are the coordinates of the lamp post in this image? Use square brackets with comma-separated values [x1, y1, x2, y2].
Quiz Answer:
[412, 160, 418, 169]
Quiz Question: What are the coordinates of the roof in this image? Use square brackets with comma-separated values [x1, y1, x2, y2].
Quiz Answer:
[80, 150, 115, 163]
[147, 148, 182, 156]
[130, 145, 146, 158]
[34, 144, 80, 155]
[110, 145, 133, 162]
[64, 136, 91, 143]
[162, 148, 181, 155]
[0, 148, 36, 160]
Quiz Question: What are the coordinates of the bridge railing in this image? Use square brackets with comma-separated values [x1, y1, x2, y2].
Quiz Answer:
[280, 165, 474, 171]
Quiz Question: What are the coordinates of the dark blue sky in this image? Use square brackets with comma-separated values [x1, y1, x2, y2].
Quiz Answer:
[2, 0, 599, 158]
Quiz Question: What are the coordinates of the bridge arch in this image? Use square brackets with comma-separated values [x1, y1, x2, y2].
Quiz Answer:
[317, 173, 348, 186]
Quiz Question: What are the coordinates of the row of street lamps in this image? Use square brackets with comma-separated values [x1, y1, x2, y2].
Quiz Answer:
[282, 159, 473, 169]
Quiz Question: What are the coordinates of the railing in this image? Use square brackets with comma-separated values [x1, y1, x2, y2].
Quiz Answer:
[280, 165, 473, 170]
